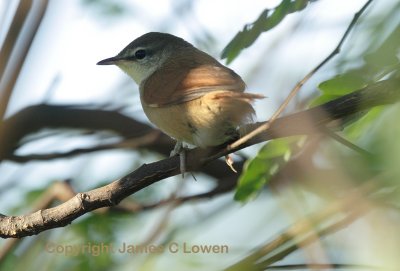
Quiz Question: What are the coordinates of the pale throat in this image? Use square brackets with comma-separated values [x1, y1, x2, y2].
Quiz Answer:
[116, 61, 160, 85]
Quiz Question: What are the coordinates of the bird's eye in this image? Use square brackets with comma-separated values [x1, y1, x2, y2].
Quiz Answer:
[134, 49, 146, 60]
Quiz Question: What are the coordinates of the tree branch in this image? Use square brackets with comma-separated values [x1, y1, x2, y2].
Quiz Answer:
[0, 78, 399, 238]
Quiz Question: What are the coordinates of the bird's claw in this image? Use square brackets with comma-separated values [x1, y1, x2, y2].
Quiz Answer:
[225, 154, 237, 173]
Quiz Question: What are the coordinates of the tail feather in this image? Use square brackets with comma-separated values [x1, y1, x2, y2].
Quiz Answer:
[185, 90, 264, 147]
[207, 91, 265, 125]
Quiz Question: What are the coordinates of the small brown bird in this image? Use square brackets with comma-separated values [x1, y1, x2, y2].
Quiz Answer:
[98, 32, 264, 173]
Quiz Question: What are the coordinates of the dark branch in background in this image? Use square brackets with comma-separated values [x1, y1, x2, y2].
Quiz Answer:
[0, 105, 165, 160]
[0, 78, 399, 238]
[264, 264, 378, 270]
[0, 104, 245, 183]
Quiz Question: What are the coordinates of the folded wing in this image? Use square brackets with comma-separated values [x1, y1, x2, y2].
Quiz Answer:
[141, 64, 246, 107]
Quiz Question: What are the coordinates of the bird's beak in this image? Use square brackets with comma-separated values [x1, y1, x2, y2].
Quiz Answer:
[97, 56, 127, 65]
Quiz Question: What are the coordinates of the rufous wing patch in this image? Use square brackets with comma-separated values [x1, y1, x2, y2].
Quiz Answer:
[142, 64, 246, 107]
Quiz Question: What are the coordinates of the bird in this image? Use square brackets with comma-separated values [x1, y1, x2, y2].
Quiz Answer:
[97, 32, 264, 175]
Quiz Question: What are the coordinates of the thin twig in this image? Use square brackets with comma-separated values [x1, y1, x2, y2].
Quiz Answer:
[228, 0, 374, 150]
[224, 181, 377, 271]
[256, 208, 365, 268]
[321, 126, 373, 157]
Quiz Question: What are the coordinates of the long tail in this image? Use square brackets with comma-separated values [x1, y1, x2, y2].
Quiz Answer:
[207, 91, 265, 124]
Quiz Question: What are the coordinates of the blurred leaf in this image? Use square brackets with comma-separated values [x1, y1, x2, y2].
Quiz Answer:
[81, 0, 130, 17]
[344, 106, 384, 139]
[342, 104, 400, 184]
[235, 138, 298, 201]
[25, 187, 48, 204]
[310, 23, 399, 108]
[310, 72, 369, 107]
[309, 94, 339, 107]
[0, 252, 18, 271]
[318, 73, 367, 95]
[221, 0, 315, 63]
[257, 138, 293, 159]
[8, 186, 48, 215]
[364, 25, 400, 70]
[364, 104, 400, 170]
[71, 212, 128, 243]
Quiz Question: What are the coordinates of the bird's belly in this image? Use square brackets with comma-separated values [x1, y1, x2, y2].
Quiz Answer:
[142, 103, 196, 145]
[142, 98, 235, 148]
[141, 90, 259, 148]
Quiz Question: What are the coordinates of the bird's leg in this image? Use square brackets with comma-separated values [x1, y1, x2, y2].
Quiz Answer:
[180, 149, 186, 178]
[170, 141, 186, 178]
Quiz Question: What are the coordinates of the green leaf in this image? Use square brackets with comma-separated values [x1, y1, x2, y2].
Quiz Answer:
[82, 0, 130, 17]
[234, 138, 296, 201]
[318, 73, 368, 95]
[310, 72, 368, 107]
[309, 94, 339, 107]
[364, 26, 400, 70]
[310, 68, 373, 108]
[256, 138, 293, 159]
[221, 0, 314, 63]
[234, 158, 269, 202]
[344, 106, 384, 139]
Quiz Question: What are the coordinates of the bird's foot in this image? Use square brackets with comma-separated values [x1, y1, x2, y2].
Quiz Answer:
[225, 154, 237, 173]
[170, 141, 183, 157]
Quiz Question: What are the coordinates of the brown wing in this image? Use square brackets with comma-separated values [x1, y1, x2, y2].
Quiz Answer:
[141, 63, 246, 107]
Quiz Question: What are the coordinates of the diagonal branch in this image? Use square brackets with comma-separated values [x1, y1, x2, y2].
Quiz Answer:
[0, 78, 399, 238]
[228, 0, 374, 150]
[205, 78, 399, 162]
